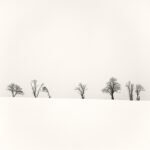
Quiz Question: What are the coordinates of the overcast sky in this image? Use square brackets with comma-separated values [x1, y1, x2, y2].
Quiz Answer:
[0, 0, 150, 99]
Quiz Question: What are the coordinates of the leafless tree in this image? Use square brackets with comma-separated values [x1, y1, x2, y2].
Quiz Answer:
[30, 80, 44, 98]
[126, 81, 134, 100]
[7, 83, 24, 97]
[135, 84, 145, 101]
[42, 86, 51, 98]
[102, 77, 121, 100]
[75, 83, 87, 99]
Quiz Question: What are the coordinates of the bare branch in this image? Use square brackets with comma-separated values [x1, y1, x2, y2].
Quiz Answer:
[42, 86, 51, 98]
[135, 84, 145, 100]
[102, 77, 121, 100]
[75, 83, 87, 99]
[7, 83, 24, 97]
[126, 81, 134, 100]
[30, 80, 44, 98]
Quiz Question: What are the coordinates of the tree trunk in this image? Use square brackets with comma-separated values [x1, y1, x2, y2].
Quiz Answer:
[111, 94, 114, 100]
[47, 90, 51, 98]
[130, 94, 133, 101]
[12, 91, 15, 97]
[136, 95, 140, 101]
[136, 93, 140, 101]
[81, 94, 85, 99]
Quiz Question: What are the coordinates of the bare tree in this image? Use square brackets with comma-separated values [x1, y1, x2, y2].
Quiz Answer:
[102, 77, 121, 100]
[7, 83, 24, 97]
[126, 81, 134, 100]
[30, 80, 44, 98]
[135, 84, 145, 101]
[75, 83, 87, 99]
[42, 86, 51, 98]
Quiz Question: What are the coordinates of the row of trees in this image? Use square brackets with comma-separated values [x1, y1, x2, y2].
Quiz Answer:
[75, 78, 145, 100]
[102, 78, 145, 100]
[7, 80, 51, 98]
[6, 77, 145, 100]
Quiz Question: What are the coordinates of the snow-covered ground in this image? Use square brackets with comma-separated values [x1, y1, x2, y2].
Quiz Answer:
[0, 98, 150, 150]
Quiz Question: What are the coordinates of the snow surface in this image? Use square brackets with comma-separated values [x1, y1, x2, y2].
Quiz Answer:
[0, 98, 150, 150]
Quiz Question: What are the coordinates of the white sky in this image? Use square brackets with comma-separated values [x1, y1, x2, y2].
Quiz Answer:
[0, 0, 149, 99]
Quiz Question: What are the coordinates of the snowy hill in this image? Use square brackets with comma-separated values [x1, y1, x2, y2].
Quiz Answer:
[0, 98, 149, 150]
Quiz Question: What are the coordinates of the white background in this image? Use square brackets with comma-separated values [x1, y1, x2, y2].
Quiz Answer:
[0, 98, 150, 150]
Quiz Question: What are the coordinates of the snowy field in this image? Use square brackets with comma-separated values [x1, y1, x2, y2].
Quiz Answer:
[0, 98, 150, 150]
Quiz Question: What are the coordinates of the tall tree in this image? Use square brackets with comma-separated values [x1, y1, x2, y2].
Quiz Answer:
[126, 81, 134, 100]
[30, 80, 44, 98]
[7, 83, 24, 97]
[102, 77, 121, 100]
[75, 83, 87, 99]
[135, 84, 145, 101]
[42, 86, 51, 98]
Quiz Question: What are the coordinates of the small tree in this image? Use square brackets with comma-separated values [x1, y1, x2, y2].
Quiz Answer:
[102, 77, 121, 100]
[126, 81, 134, 100]
[30, 80, 44, 98]
[7, 83, 24, 97]
[75, 83, 87, 99]
[42, 86, 51, 98]
[135, 84, 145, 101]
